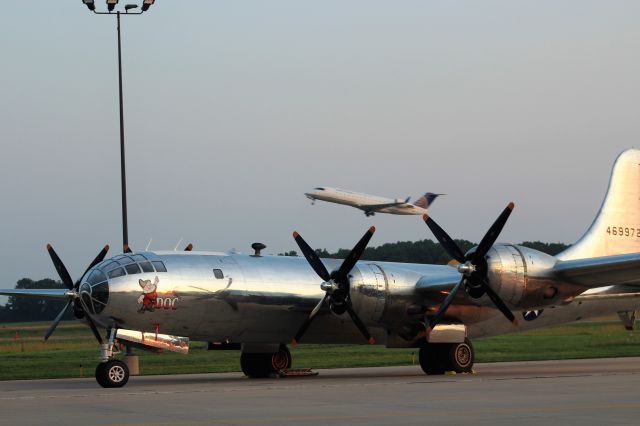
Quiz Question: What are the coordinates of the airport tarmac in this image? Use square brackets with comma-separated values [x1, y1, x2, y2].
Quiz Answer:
[1, 357, 640, 425]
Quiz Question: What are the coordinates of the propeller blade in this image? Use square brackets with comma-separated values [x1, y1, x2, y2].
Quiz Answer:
[76, 245, 110, 288]
[85, 315, 104, 344]
[123, 244, 132, 254]
[482, 279, 518, 326]
[184, 243, 193, 252]
[427, 277, 465, 332]
[46, 244, 74, 290]
[422, 215, 466, 264]
[335, 226, 376, 280]
[292, 294, 328, 347]
[44, 300, 72, 341]
[474, 202, 515, 259]
[293, 231, 331, 281]
[345, 303, 375, 344]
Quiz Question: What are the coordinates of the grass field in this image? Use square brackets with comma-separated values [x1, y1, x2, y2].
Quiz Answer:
[0, 320, 639, 380]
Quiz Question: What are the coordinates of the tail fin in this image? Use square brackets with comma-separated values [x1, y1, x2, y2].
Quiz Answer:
[558, 149, 640, 260]
[414, 192, 442, 209]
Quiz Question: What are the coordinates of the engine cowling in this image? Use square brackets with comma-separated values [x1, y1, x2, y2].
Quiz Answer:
[485, 244, 563, 309]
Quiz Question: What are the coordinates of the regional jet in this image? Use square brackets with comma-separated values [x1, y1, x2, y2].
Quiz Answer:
[305, 187, 441, 216]
[3, 149, 640, 388]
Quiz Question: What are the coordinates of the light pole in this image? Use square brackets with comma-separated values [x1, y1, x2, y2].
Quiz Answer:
[81, 0, 156, 253]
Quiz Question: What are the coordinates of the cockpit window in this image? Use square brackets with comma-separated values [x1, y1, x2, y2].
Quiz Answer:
[152, 261, 167, 272]
[314, 187, 325, 190]
[114, 255, 133, 265]
[92, 282, 109, 305]
[87, 269, 107, 285]
[132, 254, 147, 262]
[125, 263, 141, 275]
[108, 267, 125, 279]
[102, 261, 118, 272]
[139, 261, 154, 273]
[213, 269, 224, 279]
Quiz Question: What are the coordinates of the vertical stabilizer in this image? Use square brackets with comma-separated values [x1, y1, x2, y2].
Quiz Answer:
[558, 149, 640, 260]
[414, 192, 441, 209]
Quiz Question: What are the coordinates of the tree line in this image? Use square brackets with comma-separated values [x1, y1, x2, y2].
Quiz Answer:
[1, 240, 568, 323]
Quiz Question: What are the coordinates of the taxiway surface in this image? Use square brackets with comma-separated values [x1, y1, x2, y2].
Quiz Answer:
[1, 357, 639, 425]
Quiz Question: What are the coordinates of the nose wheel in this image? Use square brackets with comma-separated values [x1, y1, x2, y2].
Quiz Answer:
[95, 359, 130, 388]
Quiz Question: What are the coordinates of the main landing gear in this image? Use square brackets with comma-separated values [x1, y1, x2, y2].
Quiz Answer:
[95, 329, 130, 388]
[240, 344, 292, 378]
[418, 339, 474, 375]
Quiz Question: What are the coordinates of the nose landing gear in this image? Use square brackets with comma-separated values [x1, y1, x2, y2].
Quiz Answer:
[95, 328, 131, 388]
[96, 359, 129, 388]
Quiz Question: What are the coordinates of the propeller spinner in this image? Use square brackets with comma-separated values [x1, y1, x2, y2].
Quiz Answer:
[291, 227, 377, 346]
[422, 203, 518, 332]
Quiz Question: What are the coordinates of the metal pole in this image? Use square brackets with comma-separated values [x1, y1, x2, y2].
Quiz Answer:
[116, 11, 129, 252]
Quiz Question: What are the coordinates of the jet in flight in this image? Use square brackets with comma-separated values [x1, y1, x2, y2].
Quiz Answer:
[305, 187, 442, 216]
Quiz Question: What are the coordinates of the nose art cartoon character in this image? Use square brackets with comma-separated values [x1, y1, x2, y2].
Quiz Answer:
[137, 276, 159, 313]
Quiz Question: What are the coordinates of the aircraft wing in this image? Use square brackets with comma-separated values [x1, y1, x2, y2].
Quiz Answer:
[357, 200, 411, 211]
[573, 284, 640, 301]
[414, 252, 640, 300]
[415, 272, 460, 294]
[553, 252, 640, 287]
[0, 288, 73, 300]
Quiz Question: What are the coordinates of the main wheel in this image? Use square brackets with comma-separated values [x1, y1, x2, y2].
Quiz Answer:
[446, 339, 474, 373]
[95, 360, 129, 388]
[271, 344, 292, 370]
[418, 343, 446, 375]
[241, 344, 292, 378]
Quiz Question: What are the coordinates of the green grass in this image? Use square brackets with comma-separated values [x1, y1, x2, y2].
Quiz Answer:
[0, 320, 639, 380]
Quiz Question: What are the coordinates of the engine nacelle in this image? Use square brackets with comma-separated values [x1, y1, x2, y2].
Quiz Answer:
[485, 244, 563, 309]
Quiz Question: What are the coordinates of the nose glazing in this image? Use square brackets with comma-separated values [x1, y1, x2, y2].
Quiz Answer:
[80, 267, 110, 315]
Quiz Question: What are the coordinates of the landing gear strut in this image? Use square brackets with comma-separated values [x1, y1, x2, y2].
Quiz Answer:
[95, 328, 130, 388]
[418, 338, 474, 375]
[241, 344, 292, 378]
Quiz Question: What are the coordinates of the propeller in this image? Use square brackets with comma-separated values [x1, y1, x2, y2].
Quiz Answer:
[44, 244, 109, 343]
[291, 227, 376, 346]
[422, 203, 518, 333]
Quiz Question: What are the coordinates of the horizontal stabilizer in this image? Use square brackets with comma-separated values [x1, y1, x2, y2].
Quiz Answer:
[0, 288, 74, 300]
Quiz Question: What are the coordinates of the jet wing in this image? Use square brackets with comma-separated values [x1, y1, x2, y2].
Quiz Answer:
[0, 288, 73, 300]
[357, 200, 412, 212]
[553, 252, 640, 287]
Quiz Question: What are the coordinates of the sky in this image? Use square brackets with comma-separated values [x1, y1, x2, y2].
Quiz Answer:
[1, 1, 639, 294]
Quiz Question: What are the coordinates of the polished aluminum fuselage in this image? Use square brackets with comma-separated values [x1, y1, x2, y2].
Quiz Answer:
[88, 249, 640, 347]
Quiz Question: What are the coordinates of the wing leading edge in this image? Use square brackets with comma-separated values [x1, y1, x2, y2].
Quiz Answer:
[0, 288, 73, 300]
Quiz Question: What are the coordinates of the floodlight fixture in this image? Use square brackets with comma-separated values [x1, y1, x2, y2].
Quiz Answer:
[106, 0, 119, 12]
[82, 0, 96, 11]
[142, 0, 155, 12]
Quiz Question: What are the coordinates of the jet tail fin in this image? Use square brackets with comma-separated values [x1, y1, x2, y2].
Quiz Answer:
[414, 192, 442, 209]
